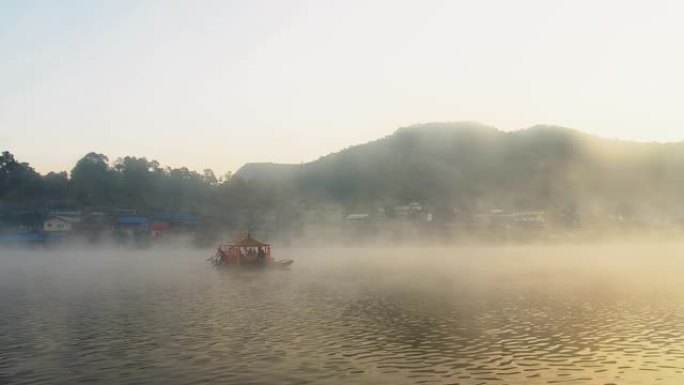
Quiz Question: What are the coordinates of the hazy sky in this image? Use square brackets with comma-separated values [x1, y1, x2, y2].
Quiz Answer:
[2, 0, 683, 175]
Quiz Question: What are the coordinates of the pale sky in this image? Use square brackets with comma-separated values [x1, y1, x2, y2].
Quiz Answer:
[2, 0, 683, 176]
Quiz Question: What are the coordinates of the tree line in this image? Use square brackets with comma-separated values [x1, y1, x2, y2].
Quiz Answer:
[0, 151, 280, 230]
[6, 122, 684, 233]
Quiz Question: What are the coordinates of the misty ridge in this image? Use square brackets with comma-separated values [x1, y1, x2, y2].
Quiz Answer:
[3, 121, 684, 245]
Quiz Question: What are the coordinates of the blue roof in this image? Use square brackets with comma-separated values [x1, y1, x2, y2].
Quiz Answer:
[152, 212, 200, 225]
[116, 216, 150, 225]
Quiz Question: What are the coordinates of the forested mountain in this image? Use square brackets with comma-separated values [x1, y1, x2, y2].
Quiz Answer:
[3, 122, 684, 229]
[237, 122, 684, 219]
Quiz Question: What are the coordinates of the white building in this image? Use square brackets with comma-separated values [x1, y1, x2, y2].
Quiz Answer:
[43, 215, 80, 233]
[345, 213, 370, 220]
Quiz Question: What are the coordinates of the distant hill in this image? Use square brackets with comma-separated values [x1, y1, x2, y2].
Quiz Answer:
[234, 162, 299, 182]
[234, 122, 684, 219]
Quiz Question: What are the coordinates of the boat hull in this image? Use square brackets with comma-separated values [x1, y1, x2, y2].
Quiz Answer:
[211, 259, 294, 270]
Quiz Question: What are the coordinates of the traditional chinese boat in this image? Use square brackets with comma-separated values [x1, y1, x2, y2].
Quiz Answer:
[209, 233, 293, 269]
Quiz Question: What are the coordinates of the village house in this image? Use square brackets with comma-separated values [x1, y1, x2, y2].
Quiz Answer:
[114, 215, 150, 230]
[113, 215, 151, 242]
[73, 212, 113, 241]
[473, 210, 546, 229]
[345, 213, 370, 221]
[392, 202, 423, 217]
[43, 214, 81, 233]
[152, 212, 200, 231]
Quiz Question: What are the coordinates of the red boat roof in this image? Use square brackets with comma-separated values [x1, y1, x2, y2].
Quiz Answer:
[227, 233, 270, 247]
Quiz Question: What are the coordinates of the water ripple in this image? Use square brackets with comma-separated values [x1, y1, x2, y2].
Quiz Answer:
[1, 247, 684, 384]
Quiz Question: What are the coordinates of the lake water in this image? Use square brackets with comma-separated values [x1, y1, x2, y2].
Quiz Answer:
[1, 244, 683, 384]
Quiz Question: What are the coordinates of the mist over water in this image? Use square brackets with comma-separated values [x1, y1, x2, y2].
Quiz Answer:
[1, 245, 683, 384]
[5, 2, 684, 385]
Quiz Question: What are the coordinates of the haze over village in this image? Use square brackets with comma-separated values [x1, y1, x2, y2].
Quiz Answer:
[4, 122, 684, 246]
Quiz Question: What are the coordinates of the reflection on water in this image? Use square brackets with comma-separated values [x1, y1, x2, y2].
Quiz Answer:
[1, 245, 683, 384]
